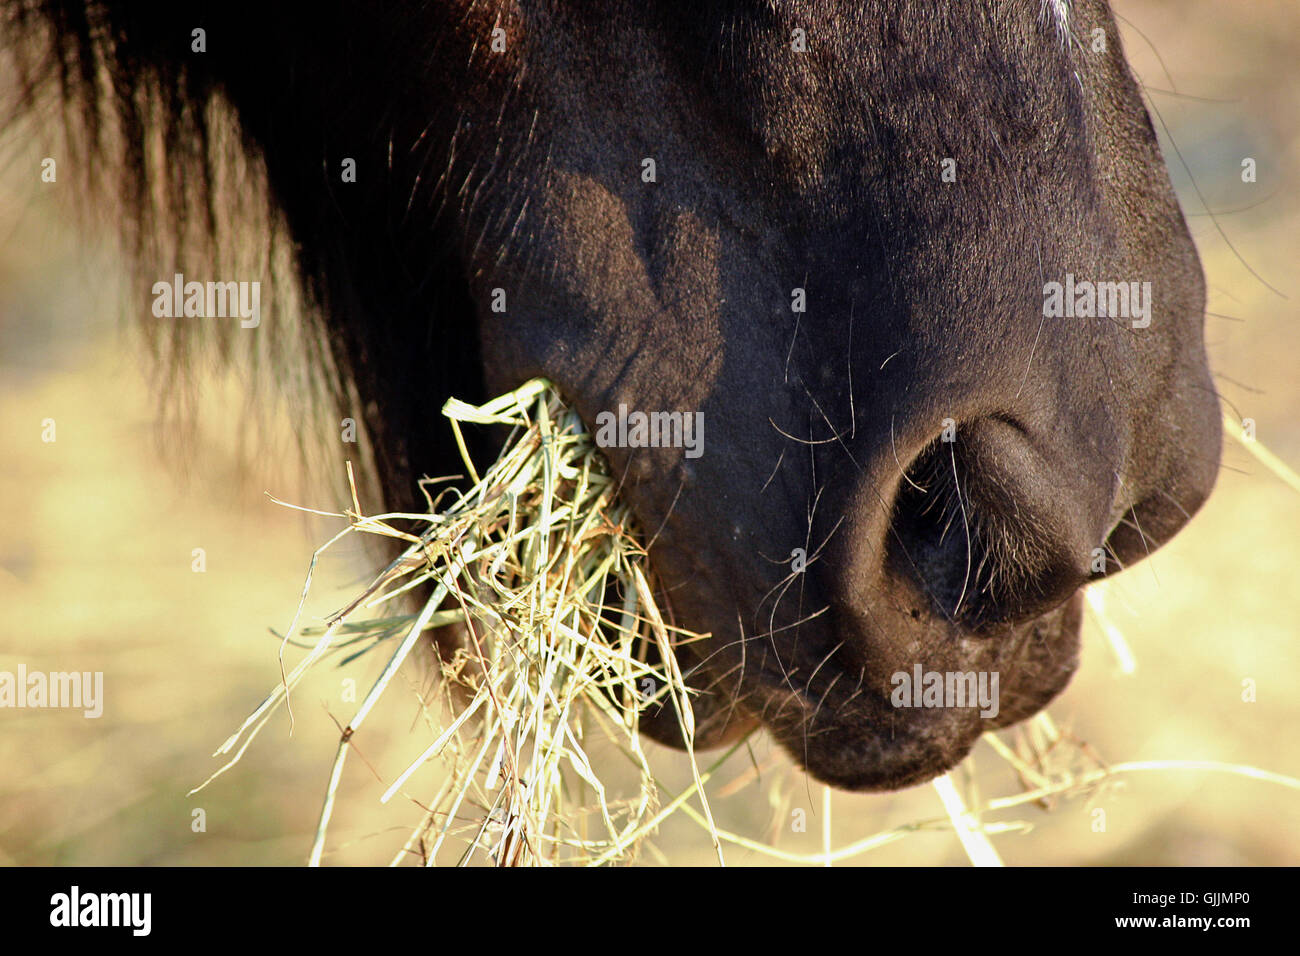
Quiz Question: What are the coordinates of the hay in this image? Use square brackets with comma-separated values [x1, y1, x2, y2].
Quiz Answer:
[189, 380, 1300, 867]
[192, 378, 721, 865]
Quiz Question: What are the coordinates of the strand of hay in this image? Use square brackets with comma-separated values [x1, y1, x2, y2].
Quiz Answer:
[1222, 409, 1300, 494]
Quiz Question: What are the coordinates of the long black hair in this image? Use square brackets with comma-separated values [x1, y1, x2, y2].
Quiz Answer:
[5, 1, 487, 512]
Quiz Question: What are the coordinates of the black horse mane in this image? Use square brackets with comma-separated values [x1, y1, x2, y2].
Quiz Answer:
[4, 0, 488, 513]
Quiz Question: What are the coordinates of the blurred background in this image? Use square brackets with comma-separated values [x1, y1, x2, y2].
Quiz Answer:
[1, 0, 1297, 865]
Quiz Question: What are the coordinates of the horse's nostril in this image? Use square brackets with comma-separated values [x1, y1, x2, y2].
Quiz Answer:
[887, 419, 1094, 629]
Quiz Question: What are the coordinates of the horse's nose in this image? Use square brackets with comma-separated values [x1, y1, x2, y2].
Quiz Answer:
[830, 411, 1133, 633]
[835, 371, 1220, 632]
[880, 415, 1107, 628]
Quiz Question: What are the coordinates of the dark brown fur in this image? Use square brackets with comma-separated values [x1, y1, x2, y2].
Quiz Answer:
[3, 0, 1221, 789]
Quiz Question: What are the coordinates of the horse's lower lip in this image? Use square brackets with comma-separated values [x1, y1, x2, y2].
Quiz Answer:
[760, 591, 1085, 791]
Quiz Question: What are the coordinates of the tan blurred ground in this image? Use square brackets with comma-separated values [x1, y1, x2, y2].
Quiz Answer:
[1, 0, 1297, 865]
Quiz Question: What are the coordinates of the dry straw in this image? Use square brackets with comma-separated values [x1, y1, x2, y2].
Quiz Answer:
[193, 378, 722, 865]
[191, 383, 1300, 866]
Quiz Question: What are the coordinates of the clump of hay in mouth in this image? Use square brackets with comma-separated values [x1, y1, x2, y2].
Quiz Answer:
[195, 378, 722, 866]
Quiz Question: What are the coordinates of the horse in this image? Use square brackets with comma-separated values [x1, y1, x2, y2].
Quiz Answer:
[2, 0, 1222, 791]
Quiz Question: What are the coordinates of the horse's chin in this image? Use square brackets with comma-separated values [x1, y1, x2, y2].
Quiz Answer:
[636, 591, 1084, 792]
